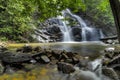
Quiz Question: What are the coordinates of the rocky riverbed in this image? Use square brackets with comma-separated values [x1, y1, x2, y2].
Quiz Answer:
[0, 43, 119, 80]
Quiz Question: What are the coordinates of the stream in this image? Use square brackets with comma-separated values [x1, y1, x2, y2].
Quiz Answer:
[0, 42, 113, 80]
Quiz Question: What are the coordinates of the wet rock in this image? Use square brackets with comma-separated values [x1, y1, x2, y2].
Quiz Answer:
[52, 50, 62, 59]
[66, 52, 75, 58]
[60, 53, 69, 60]
[0, 61, 4, 74]
[72, 70, 101, 80]
[0, 51, 32, 63]
[65, 59, 73, 63]
[22, 45, 33, 53]
[30, 59, 37, 64]
[4, 65, 15, 74]
[71, 26, 82, 41]
[72, 57, 79, 64]
[102, 67, 119, 80]
[0, 46, 8, 52]
[77, 57, 90, 70]
[40, 55, 50, 63]
[57, 62, 75, 74]
[106, 39, 113, 44]
[104, 47, 115, 53]
[107, 54, 120, 68]
[47, 24, 61, 34]
[33, 46, 42, 52]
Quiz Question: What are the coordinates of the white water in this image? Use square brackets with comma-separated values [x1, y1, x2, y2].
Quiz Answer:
[59, 9, 103, 42]
[57, 14, 73, 42]
[60, 21, 73, 42]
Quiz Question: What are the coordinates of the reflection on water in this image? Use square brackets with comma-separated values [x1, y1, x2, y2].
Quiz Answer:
[48, 41, 106, 59]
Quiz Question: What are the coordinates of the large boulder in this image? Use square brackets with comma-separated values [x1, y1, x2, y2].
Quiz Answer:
[0, 51, 32, 63]
[71, 70, 101, 80]
[57, 62, 75, 74]
[102, 67, 119, 80]
[71, 26, 82, 41]
[47, 24, 61, 34]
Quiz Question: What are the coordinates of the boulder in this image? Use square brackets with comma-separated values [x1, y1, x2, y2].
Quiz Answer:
[72, 70, 101, 80]
[71, 26, 82, 41]
[0, 51, 32, 63]
[57, 62, 75, 74]
[0, 61, 4, 74]
[102, 67, 119, 80]
[22, 45, 33, 53]
[40, 55, 50, 63]
[33, 46, 42, 52]
[47, 24, 61, 34]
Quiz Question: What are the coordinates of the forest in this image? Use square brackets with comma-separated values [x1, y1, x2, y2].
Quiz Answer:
[0, 0, 120, 80]
[0, 0, 116, 42]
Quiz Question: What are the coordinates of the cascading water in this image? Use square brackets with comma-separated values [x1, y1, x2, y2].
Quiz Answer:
[57, 15, 73, 42]
[60, 9, 104, 41]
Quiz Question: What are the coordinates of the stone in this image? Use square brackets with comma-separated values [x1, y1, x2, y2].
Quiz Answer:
[104, 47, 115, 53]
[0, 51, 32, 63]
[33, 46, 42, 52]
[77, 58, 90, 69]
[106, 39, 113, 44]
[57, 62, 75, 74]
[40, 55, 50, 63]
[72, 70, 101, 80]
[0, 46, 8, 52]
[0, 61, 4, 74]
[4, 65, 15, 74]
[102, 67, 119, 80]
[47, 24, 61, 34]
[72, 57, 79, 64]
[22, 45, 33, 53]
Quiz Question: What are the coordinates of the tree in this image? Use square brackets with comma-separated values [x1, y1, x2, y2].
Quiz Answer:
[109, 0, 120, 43]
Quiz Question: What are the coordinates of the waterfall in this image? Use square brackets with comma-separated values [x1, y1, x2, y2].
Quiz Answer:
[64, 9, 103, 41]
[35, 9, 104, 42]
[57, 15, 73, 42]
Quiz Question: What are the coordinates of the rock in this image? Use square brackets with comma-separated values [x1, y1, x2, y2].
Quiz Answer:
[40, 55, 50, 63]
[0, 61, 4, 74]
[30, 59, 37, 64]
[0, 46, 8, 52]
[65, 59, 73, 63]
[72, 57, 79, 64]
[60, 53, 69, 59]
[72, 70, 101, 80]
[104, 47, 115, 53]
[77, 58, 90, 70]
[52, 50, 62, 59]
[0, 51, 32, 63]
[106, 39, 113, 44]
[57, 62, 75, 74]
[102, 67, 119, 80]
[107, 54, 120, 68]
[47, 24, 61, 34]
[33, 46, 42, 52]
[4, 65, 15, 74]
[22, 45, 33, 53]
[71, 26, 82, 41]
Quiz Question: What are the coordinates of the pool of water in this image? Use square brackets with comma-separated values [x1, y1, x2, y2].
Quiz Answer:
[3, 41, 110, 80]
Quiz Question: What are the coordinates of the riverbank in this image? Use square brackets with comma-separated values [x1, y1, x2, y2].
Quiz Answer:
[0, 42, 119, 80]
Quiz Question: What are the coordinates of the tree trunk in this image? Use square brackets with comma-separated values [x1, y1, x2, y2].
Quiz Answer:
[109, 0, 120, 43]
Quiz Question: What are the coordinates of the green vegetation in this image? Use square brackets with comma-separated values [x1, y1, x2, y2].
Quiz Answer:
[0, 0, 114, 42]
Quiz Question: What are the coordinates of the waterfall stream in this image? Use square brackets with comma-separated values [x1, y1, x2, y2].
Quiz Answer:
[57, 9, 104, 42]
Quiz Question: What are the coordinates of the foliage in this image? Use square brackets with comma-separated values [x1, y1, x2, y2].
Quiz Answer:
[84, 0, 114, 26]
[0, 0, 114, 42]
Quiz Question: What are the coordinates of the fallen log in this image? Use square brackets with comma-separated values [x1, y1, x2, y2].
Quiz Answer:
[100, 35, 117, 41]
